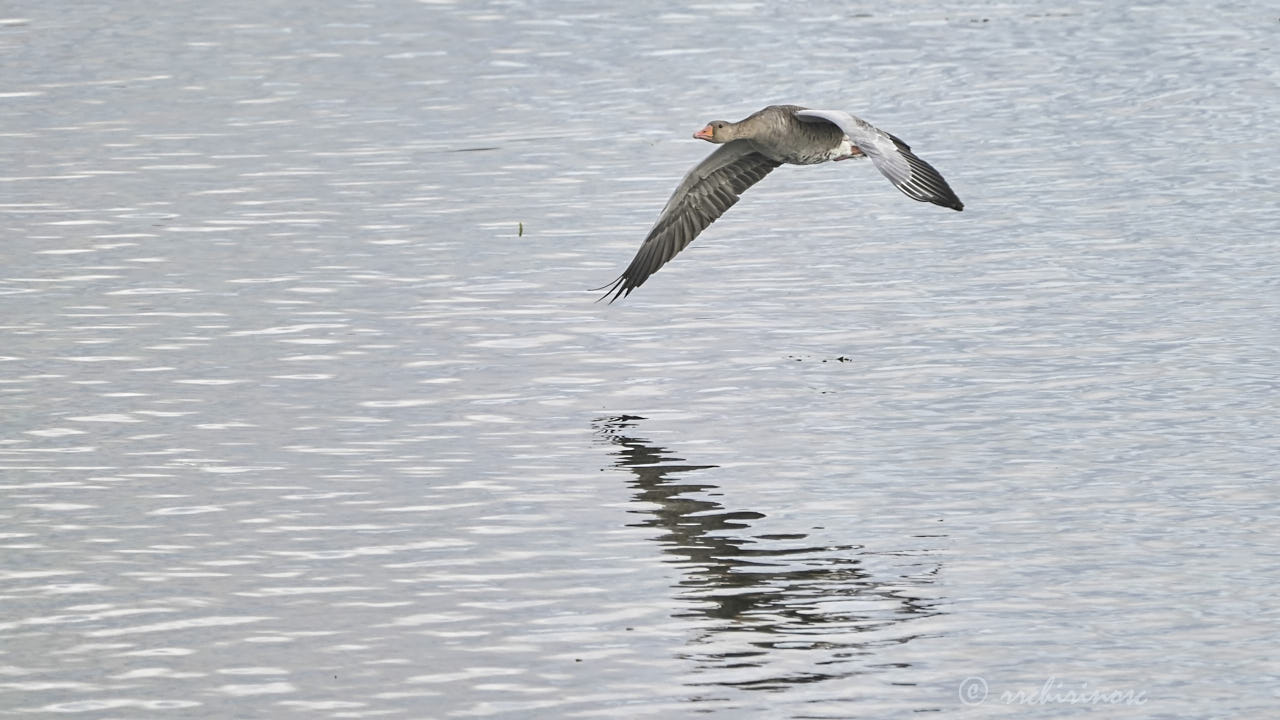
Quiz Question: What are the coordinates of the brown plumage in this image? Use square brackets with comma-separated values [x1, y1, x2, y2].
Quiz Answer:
[598, 105, 963, 302]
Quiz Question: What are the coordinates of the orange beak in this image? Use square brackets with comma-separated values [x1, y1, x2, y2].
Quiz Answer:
[693, 125, 714, 141]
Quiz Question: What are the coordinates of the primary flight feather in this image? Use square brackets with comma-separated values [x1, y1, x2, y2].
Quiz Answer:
[598, 104, 962, 302]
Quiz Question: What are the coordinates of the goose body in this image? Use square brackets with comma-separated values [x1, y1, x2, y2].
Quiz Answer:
[598, 104, 962, 302]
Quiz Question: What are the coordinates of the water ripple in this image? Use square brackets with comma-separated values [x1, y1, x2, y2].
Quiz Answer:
[1, 1, 1276, 718]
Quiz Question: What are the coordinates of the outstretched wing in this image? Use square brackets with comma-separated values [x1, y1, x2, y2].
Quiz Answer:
[598, 140, 781, 303]
[795, 109, 963, 211]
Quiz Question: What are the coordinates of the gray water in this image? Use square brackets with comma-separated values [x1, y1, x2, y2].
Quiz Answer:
[3, 1, 1279, 718]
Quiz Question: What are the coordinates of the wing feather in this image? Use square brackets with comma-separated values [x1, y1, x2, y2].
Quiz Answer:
[597, 141, 781, 302]
[795, 109, 963, 211]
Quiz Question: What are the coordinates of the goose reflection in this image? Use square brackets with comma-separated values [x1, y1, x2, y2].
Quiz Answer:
[594, 415, 944, 691]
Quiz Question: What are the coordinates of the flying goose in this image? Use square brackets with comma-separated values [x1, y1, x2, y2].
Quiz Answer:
[598, 104, 962, 302]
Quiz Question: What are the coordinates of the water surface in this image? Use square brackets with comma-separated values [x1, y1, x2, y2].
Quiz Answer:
[2, 1, 1279, 717]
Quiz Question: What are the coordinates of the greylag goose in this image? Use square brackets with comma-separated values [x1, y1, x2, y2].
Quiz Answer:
[598, 104, 963, 302]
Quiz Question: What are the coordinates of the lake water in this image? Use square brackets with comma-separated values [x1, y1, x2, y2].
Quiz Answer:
[2, 1, 1278, 717]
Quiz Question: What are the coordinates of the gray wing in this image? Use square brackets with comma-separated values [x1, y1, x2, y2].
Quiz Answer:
[598, 140, 781, 303]
[795, 109, 963, 211]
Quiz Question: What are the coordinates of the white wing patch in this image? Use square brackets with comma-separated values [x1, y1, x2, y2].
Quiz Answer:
[795, 108, 963, 211]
